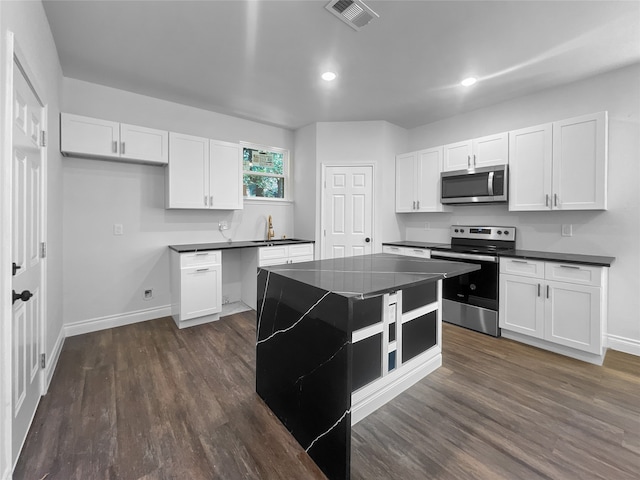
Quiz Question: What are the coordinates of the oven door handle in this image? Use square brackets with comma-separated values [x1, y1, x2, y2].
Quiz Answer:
[431, 251, 498, 263]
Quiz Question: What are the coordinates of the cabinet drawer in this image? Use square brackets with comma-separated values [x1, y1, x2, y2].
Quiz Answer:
[545, 263, 602, 287]
[180, 250, 221, 268]
[403, 248, 430, 259]
[500, 258, 544, 278]
[259, 245, 288, 261]
[382, 245, 408, 255]
[288, 243, 314, 257]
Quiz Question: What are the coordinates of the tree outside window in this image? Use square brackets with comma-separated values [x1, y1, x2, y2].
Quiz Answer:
[242, 145, 288, 199]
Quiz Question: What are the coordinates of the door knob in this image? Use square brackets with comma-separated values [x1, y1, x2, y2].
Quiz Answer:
[12, 290, 33, 305]
[365, 237, 371, 243]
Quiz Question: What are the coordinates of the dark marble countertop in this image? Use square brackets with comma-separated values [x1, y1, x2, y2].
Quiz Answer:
[169, 238, 315, 253]
[382, 241, 614, 267]
[260, 253, 479, 299]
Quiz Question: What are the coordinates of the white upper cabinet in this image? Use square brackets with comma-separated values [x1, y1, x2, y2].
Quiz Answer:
[61, 113, 120, 159]
[61, 113, 168, 165]
[508, 123, 553, 211]
[209, 140, 242, 210]
[165, 133, 243, 210]
[443, 132, 508, 171]
[552, 112, 607, 211]
[120, 123, 169, 164]
[509, 112, 607, 211]
[395, 147, 450, 213]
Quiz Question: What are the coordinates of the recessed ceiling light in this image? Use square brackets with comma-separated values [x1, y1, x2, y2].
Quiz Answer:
[322, 71, 337, 81]
[461, 77, 477, 87]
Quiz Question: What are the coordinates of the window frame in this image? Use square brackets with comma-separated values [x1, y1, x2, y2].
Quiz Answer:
[241, 142, 290, 201]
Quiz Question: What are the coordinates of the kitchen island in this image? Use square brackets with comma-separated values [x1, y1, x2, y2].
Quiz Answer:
[256, 253, 479, 480]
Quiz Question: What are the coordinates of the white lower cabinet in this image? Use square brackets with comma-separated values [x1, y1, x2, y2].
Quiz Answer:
[171, 250, 222, 328]
[499, 258, 607, 360]
[258, 243, 314, 267]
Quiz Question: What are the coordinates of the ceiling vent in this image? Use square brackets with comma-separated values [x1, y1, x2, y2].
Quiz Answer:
[325, 0, 379, 31]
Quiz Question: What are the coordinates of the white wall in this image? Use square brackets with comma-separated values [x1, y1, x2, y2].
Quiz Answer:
[62, 79, 295, 329]
[315, 121, 407, 254]
[0, 0, 64, 475]
[293, 123, 318, 245]
[401, 63, 640, 350]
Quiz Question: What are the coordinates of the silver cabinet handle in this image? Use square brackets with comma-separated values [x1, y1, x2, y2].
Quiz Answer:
[210, 195, 213, 207]
[196, 268, 210, 272]
[511, 259, 528, 264]
[537, 284, 541, 297]
[545, 194, 549, 207]
[554, 193, 558, 207]
[195, 252, 209, 256]
[473, 154, 476, 167]
[416, 200, 420, 209]
[412, 200, 416, 210]
[546, 285, 550, 299]
[487, 171, 495, 196]
[467, 155, 471, 169]
[121, 142, 125, 155]
[112, 141, 118, 153]
[390, 247, 399, 251]
[204, 196, 208, 206]
[413, 249, 424, 254]
[560, 264, 581, 270]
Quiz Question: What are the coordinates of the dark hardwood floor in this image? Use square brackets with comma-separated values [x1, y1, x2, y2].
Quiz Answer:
[15, 313, 639, 480]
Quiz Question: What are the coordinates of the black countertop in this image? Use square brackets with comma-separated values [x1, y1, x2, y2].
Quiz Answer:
[169, 238, 314, 253]
[382, 241, 615, 267]
[260, 253, 479, 299]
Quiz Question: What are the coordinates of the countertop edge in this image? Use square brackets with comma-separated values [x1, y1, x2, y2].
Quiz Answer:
[169, 239, 315, 253]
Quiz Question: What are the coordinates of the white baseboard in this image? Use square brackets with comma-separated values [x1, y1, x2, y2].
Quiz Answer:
[43, 327, 65, 393]
[607, 334, 640, 357]
[64, 305, 172, 337]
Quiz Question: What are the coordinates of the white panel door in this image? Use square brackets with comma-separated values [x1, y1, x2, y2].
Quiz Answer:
[12, 60, 44, 467]
[209, 140, 242, 210]
[323, 165, 373, 259]
[472, 132, 509, 168]
[499, 275, 544, 338]
[508, 123, 553, 211]
[545, 281, 602, 354]
[166, 132, 209, 208]
[120, 123, 168, 164]
[552, 112, 607, 210]
[60, 112, 119, 158]
[443, 140, 472, 171]
[395, 152, 416, 212]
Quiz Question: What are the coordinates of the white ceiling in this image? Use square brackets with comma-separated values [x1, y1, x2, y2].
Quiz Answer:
[42, 0, 640, 130]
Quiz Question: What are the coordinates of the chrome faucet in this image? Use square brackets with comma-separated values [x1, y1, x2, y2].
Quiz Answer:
[267, 215, 275, 241]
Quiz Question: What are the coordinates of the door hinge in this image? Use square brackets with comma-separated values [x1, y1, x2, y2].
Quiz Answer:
[323, 229, 326, 237]
[40, 353, 46, 369]
[40, 130, 47, 147]
[40, 242, 47, 258]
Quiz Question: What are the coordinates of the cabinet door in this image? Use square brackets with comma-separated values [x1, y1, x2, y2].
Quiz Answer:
[508, 124, 552, 211]
[61, 113, 120, 159]
[180, 265, 222, 320]
[210, 140, 243, 209]
[416, 147, 450, 212]
[552, 112, 607, 210]
[545, 281, 602, 354]
[166, 132, 209, 208]
[382, 245, 407, 255]
[395, 152, 417, 212]
[472, 132, 509, 168]
[120, 123, 169, 165]
[443, 140, 473, 171]
[499, 274, 544, 338]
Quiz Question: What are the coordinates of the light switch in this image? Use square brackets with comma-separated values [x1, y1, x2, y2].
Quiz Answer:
[113, 224, 123, 235]
[561, 224, 572, 237]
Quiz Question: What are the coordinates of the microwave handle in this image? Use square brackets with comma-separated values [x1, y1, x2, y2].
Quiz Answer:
[487, 171, 494, 196]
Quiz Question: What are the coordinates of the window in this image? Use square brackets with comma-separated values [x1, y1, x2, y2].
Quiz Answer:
[242, 144, 289, 199]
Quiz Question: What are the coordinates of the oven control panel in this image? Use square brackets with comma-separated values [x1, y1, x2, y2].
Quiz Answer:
[451, 226, 516, 242]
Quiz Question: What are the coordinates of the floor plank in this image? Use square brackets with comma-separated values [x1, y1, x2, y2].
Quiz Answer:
[14, 315, 639, 480]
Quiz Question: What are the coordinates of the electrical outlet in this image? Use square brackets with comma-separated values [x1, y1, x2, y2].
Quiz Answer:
[222, 295, 230, 305]
[425, 222, 430, 230]
[143, 289, 153, 300]
[113, 224, 123, 235]
[218, 221, 229, 231]
[561, 224, 573, 237]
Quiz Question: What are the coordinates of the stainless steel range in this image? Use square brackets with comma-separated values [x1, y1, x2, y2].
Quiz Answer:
[430, 226, 516, 337]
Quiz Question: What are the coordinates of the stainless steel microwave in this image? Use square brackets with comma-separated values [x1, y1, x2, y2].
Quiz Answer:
[441, 165, 508, 204]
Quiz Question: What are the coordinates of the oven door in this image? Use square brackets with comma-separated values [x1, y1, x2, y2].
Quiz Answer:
[430, 250, 500, 336]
